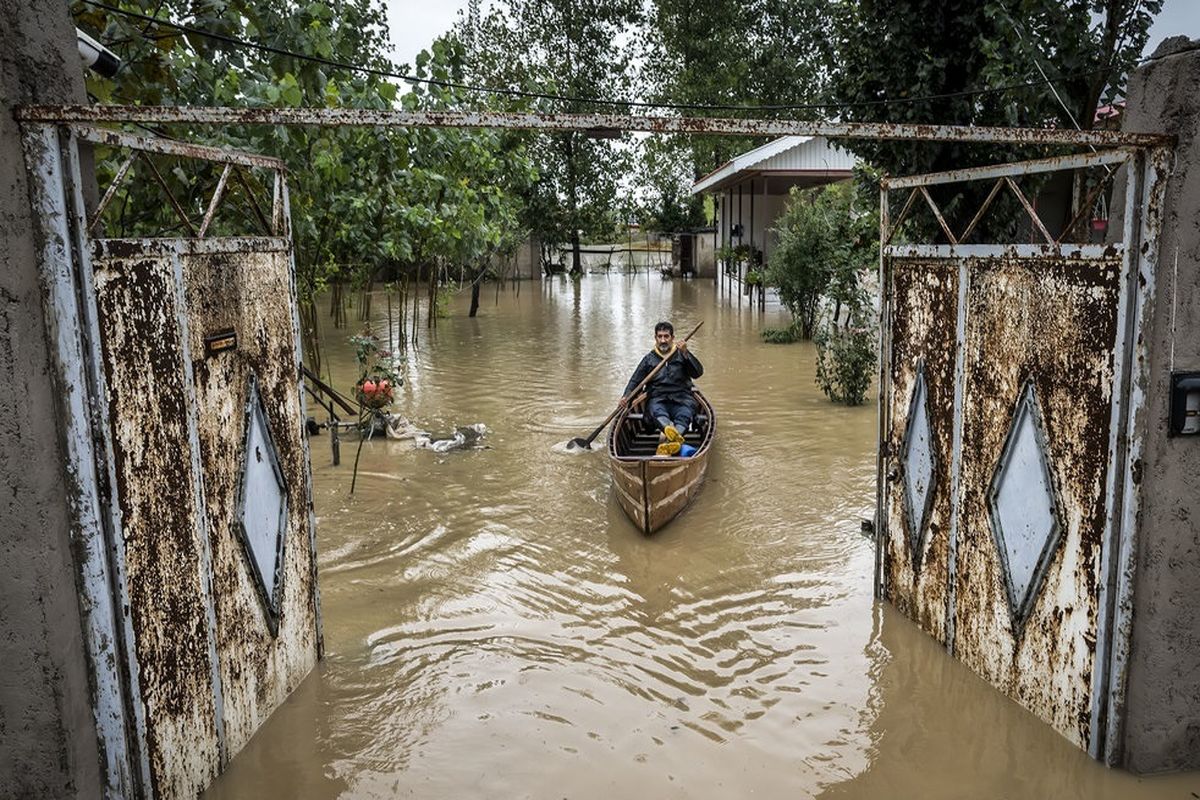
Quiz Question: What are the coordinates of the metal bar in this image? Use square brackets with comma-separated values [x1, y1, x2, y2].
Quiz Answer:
[920, 186, 958, 244]
[282, 172, 324, 660]
[234, 166, 272, 236]
[1004, 176, 1054, 244]
[883, 149, 1135, 189]
[138, 151, 198, 237]
[21, 123, 137, 799]
[958, 178, 1005, 243]
[1102, 146, 1171, 765]
[1088, 147, 1146, 762]
[272, 171, 284, 236]
[944, 258, 970, 653]
[88, 150, 136, 233]
[874, 185, 889, 600]
[65, 127, 156, 798]
[198, 163, 232, 238]
[1058, 174, 1113, 245]
[884, 188, 920, 245]
[67, 122, 286, 169]
[14, 106, 1174, 148]
[884, 243, 1121, 259]
[91, 236, 289, 258]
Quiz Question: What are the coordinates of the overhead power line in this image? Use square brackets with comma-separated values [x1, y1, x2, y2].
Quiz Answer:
[80, 0, 1180, 116]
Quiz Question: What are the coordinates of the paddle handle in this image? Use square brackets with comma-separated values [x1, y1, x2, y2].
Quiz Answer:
[580, 321, 704, 446]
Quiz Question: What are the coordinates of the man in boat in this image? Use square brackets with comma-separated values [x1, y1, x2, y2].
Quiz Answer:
[620, 321, 704, 456]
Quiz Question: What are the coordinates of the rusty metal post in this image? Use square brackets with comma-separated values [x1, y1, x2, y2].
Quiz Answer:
[21, 122, 137, 798]
[1098, 145, 1172, 765]
[874, 184, 889, 600]
[281, 171, 325, 659]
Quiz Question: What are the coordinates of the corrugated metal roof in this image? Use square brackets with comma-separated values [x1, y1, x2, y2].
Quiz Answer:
[691, 135, 857, 194]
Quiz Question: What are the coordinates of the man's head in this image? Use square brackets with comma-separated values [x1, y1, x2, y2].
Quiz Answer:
[654, 321, 674, 353]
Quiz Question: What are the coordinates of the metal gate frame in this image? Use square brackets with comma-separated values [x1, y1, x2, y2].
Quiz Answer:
[15, 106, 1172, 787]
[21, 121, 321, 797]
[873, 145, 1171, 762]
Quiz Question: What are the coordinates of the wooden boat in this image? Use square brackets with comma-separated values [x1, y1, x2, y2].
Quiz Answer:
[607, 390, 715, 535]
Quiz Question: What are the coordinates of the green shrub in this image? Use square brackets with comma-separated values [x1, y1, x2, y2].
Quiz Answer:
[814, 313, 877, 405]
[760, 324, 802, 343]
[435, 285, 457, 318]
[765, 182, 878, 339]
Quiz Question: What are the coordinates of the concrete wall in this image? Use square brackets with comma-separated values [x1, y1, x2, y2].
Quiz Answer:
[1119, 36, 1200, 774]
[0, 0, 104, 796]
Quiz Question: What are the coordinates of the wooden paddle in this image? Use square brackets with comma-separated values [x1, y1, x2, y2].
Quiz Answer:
[567, 321, 703, 451]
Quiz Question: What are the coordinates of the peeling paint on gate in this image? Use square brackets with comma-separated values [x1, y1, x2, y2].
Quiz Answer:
[885, 260, 958, 642]
[181, 247, 319, 757]
[953, 255, 1120, 748]
[92, 255, 223, 798]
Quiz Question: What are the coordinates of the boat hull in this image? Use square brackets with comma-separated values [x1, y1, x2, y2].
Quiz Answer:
[607, 391, 714, 535]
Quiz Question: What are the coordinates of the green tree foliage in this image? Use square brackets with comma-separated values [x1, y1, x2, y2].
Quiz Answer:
[814, 312, 876, 406]
[639, 0, 832, 230]
[71, 0, 535, 308]
[764, 182, 877, 340]
[764, 181, 878, 405]
[637, 137, 707, 234]
[831, 0, 1164, 237]
[645, 0, 832, 175]
[455, 0, 639, 273]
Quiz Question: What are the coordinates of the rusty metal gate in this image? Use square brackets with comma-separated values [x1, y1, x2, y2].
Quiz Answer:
[874, 147, 1169, 761]
[14, 106, 1176, 788]
[22, 123, 322, 798]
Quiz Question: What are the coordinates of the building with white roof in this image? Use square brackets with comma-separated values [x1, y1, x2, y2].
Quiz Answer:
[690, 135, 859, 276]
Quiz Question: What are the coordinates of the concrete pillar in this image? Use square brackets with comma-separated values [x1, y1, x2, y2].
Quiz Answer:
[1118, 35, 1200, 774]
[0, 0, 104, 796]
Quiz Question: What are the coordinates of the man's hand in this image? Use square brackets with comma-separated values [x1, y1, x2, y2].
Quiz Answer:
[676, 340, 688, 355]
[618, 395, 628, 408]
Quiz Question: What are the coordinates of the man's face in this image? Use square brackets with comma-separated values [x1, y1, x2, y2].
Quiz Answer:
[655, 328, 674, 353]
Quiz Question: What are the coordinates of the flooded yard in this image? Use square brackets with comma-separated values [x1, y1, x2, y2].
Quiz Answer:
[204, 275, 1196, 799]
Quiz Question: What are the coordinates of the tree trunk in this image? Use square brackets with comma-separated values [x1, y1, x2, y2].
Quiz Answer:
[571, 228, 582, 276]
[469, 279, 481, 318]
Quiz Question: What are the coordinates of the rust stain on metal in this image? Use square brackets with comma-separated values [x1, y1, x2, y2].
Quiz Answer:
[13, 106, 1175, 148]
[183, 250, 319, 757]
[952, 255, 1121, 749]
[92, 255, 222, 798]
[885, 259, 959, 642]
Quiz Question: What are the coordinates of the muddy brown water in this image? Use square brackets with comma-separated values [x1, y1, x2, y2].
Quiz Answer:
[204, 276, 1197, 799]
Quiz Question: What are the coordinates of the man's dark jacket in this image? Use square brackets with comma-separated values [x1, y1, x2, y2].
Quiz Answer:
[623, 349, 704, 399]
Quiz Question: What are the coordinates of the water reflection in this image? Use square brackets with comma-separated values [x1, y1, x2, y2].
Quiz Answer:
[203, 275, 1196, 799]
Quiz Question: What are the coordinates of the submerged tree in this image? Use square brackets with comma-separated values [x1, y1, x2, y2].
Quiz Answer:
[73, 0, 536, 339]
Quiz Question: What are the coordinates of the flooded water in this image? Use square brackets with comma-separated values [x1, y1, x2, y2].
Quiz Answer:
[205, 275, 1197, 799]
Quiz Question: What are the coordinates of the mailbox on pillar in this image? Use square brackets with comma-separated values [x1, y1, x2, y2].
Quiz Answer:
[1169, 372, 1200, 436]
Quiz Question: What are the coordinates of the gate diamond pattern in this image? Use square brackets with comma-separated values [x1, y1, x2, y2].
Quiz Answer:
[235, 376, 288, 632]
[902, 367, 937, 567]
[987, 382, 1063, 632]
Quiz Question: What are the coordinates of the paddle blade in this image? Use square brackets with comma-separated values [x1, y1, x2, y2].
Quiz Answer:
[565, 438, 593, 451]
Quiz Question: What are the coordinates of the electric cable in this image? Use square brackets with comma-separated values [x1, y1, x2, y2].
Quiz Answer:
[78, 0, 1184, 115]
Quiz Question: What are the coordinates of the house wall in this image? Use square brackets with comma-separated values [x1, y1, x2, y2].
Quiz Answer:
[714, 187, 788, 266]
